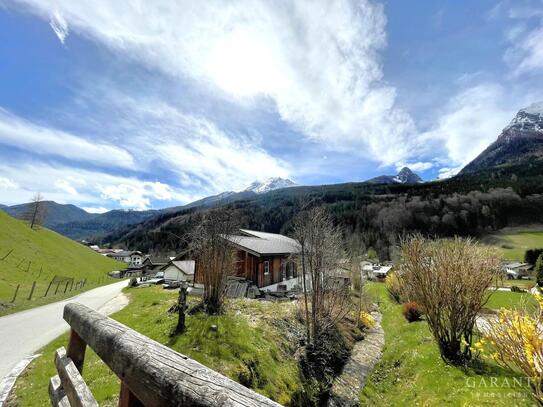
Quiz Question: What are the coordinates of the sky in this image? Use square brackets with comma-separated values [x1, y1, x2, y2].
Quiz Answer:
[0, 0, 542, 212]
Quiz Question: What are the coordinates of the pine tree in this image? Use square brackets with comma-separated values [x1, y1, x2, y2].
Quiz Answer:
[535, 254, 543, 287]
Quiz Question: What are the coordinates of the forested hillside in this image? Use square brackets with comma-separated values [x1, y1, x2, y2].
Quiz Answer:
[103, 161, 543, 259]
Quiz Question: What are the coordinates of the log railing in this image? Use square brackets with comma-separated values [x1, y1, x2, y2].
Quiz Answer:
[49, 302, 282, 407]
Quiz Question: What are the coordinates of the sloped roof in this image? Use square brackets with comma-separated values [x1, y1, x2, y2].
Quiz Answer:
[108, 250, 142, 257]
[169, 260, 195, 275]
[224, 229, 300, 256]
[144, 257, 170, 265]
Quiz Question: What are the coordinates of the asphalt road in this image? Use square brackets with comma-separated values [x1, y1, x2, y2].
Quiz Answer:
[0, 279, 128, 381]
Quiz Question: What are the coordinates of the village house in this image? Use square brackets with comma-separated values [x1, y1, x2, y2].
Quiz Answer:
[106, 250, 144, 268]
[194, 229, 301, 290]
[503, 262, 533, 279]
[362, 261, 393, 280]
[162, 260, 195, 283]
[140, 256, 170, 276]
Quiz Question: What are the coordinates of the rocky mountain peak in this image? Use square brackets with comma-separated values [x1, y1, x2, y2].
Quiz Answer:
[243, 177, 297, 194]
[460, 101, 543, 175]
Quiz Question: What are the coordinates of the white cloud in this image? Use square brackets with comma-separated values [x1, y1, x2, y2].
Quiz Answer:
[98, 181, 174, 210]
[0, 162, 194, 209]
[501, 0, 543, 75]
[84, 92, 292, 195]
[421, 83, 514, 168]
[82, 206, 109, 214]
[395, 162, 434, 172]
[13, 0, 417, 166]
[0, 177, 18, 190]
[54, 179, 78, 196]
[0, 108, 135, 169]
[49, 10, 68, 44]
[438, 166, 463, 180]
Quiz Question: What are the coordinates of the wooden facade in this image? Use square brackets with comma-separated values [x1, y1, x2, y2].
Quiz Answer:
[195, 249, 298, 288]
[232, 249, 297, 288]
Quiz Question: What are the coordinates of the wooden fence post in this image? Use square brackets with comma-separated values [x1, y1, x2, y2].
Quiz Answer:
[1, 249, 13, 261]
[66, 329, 87, 374]
[44, 278, 54, 297]
[70, 280, 74, 291]
[26, 261, 32, 273]
[119, 382, 145, 407]
[54, 281, 61, 295]
[27, 281, 36, 300]
[63, 280, 70, 294]
[38, 266, 43, 278]
[11, 284, 19, 303]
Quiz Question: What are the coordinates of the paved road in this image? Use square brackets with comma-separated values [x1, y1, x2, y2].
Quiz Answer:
[0, 280, 128, 381]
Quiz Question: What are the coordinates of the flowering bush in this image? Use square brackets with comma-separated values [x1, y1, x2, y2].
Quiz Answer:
[402, 302, 423, 322]
[479, 294, 543, 403]
[359, 311, 375, 329]
[385, 272, 402, 303]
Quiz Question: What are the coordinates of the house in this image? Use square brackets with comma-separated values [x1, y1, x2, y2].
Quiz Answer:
[162, 260, 195, 283]
[106, 250, 144, 268]
[363, 263, 392, 280]
[194, 229, 300, 290]
[503, 262, 532, 279]
[141, 257, 170, 275]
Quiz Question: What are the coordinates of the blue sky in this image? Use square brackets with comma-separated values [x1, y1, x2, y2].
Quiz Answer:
[0, 0, 542, 211]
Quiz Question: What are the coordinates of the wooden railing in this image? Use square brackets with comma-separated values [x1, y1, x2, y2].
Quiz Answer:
[49, 303, 282, 406]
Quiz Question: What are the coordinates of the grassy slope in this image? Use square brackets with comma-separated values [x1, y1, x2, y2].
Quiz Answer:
[0, 211, 123, 315]
[483, 228, 543, 261]
[360, 283, 535, 406]
[9, 287, 301, 407]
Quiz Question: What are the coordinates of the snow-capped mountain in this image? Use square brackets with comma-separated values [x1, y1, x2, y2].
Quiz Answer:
[366, 167, 423, 185]
[243, 177, 298, 194]
[460, 101, 543, 174]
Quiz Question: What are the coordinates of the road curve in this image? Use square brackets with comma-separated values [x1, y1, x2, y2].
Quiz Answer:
[0, 279, 128, 381]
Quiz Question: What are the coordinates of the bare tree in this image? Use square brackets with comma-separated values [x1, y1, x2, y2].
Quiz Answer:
[398, 235, 501, 364]
[189, 208, 238, 315]
[23, 193, 46, 230]
[293, 206, 351, 343]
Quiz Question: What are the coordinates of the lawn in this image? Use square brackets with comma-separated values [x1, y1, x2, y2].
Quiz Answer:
[483, 228, 543, 262]
[8, 286, 302, 407]
[360, 282, 536, 406]
[0, 211, 123, 316]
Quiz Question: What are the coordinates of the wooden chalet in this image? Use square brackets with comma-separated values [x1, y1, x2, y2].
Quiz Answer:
[194, 229, 300, 289]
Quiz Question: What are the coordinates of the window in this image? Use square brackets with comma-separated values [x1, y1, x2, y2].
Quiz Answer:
[264, 261, 270, 275]
[281, 260, 286, 281]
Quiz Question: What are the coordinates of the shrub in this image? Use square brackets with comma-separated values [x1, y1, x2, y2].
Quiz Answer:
[399, 236, 501, 364]
[385, 272, 402, 303]
[402, 302, 422, 322]
[510, 285, 525, 293]
[480, 295, 543, 403]
[128, 277, 138, 288]
[535, 254, 543, 287]
[525, 248, 543, 265]
[358, 311, 375, 329]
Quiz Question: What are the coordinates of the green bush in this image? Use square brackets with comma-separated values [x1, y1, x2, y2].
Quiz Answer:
[510, 285, 525, 293]
[535, 254, 543, 287]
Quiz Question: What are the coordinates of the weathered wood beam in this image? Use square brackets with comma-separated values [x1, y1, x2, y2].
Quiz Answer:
[54, 347, 99, 407]
[63, 302, 283, 407]
[67, 329, 87, 374]
[48, 375, 70, 407]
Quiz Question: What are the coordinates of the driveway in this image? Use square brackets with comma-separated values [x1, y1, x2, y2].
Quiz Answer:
[0, 280, 128, 383]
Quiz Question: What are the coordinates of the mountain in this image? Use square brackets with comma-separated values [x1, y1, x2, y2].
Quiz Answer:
[244, 177, 297, 194]
[366, 167, 423, 185]
[461, 101, 543, 174]
[0, 210, 121, 315]
[0, 204, 7, 209]
[3, 201, 96, 228]
[53, 209, 157, 241]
